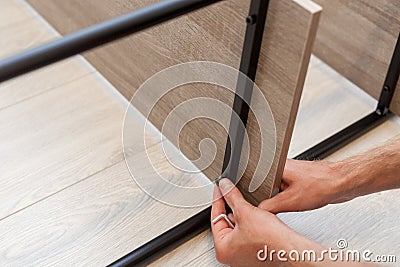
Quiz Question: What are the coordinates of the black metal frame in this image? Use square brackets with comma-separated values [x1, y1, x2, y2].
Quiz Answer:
[0, 0, 398, 266]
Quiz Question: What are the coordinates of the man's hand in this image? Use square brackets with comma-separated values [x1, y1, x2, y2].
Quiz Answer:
[258, 159, 345, 214]
[211, 178, 322, 266]
[260, 139, 400, 214]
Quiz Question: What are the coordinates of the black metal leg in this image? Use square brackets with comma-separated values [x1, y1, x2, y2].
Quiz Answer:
[377, 32, 400, 115]
[221, 0, 270, 182]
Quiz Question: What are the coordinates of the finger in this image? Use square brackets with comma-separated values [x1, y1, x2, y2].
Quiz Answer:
[282, 159, 298, 183]
[211, 185, 233, 239]
[218, 178, 250, 213]
[258, 190, 297, 214]
[227, 213, 235, 225]
[211, 184, 225, 217]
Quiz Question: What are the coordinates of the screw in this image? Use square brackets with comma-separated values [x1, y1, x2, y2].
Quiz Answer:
[246, 15, 257, 25]
[383, 85, 390, 92]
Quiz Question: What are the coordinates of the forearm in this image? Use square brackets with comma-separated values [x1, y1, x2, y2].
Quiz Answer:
[331, 138, 400, 203]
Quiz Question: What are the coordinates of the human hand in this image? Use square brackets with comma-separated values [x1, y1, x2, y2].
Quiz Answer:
[258, 159, 347, 214]
[211, 178, 321, 266]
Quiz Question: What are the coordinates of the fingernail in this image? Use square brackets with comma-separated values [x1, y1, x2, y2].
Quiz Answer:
[219, 178, 234, 194]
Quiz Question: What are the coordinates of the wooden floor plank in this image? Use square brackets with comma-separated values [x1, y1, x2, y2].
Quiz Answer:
[186, 248, 225, 267]
[0, 0, 31, 28]
[0, 18, 55, 59]
[0, 73, 160, 219]
[288, 56, 377, 157]
[0, 1, 94, 110]
[0, 146, 210, 266]
[0, 58, 94, 110]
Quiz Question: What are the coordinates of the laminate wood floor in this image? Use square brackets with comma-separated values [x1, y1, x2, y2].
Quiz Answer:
[0, 1, 399, 266]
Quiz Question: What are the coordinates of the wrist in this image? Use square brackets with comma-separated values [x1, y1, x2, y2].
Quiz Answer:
[325, 161, 356, 204]
[328, 158, 377, 204]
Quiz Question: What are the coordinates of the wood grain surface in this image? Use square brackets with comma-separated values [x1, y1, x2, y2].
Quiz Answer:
[313, 0, 400, 116]
[0, 0, 31, 28]
[27, 0, 321, 204]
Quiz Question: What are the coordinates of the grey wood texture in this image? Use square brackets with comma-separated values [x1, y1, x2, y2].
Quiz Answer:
[27, 0, 322, 204]
[313, 0, 400, 116]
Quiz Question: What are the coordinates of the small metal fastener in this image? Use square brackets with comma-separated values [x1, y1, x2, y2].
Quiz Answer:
[246, 15, 257, 25]
[211, 214, 235, 228]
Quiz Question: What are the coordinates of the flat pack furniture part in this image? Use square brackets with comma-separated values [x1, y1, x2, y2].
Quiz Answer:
[28, 0, 321, 205]
[312, 0, 400, 116]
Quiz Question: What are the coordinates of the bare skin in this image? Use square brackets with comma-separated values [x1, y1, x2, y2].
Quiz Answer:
[211, 139, 400, 266]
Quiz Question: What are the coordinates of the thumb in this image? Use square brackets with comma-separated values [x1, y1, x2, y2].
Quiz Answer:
[258, 190, 296, 214]
[218, 178, 250, 212]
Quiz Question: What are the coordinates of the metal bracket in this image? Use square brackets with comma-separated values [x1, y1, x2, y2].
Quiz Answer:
[376, 33, 400, 115]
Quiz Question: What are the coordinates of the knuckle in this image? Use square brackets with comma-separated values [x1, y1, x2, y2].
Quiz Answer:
[233, 208, 243, 221]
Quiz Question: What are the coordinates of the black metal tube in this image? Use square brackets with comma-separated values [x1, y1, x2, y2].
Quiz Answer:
[221, 0, 270, 181]
[0, 0, 222, 83]
[108, 207, 211, 267]
[294, 111, 391, 161]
